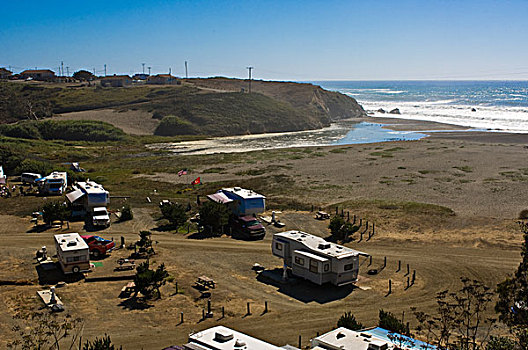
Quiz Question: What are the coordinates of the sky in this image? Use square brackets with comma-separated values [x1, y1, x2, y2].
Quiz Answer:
[1, 0, 528, 81]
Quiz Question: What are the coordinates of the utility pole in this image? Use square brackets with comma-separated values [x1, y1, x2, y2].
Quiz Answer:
[66, 66, 69, 76]
[61, 61, 64, 76]
[185, 61, 188, 79]
[169, 67, 171, 76]
[93, 68, 96, 76]
[148, 66, 151, 76]
[142, 63, 145, 74]
[104, 64, 107, 77]
[246, 66, 254, 93]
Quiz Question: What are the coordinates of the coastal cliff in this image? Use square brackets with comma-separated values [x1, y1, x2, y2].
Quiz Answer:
[0, 78, 365, 138]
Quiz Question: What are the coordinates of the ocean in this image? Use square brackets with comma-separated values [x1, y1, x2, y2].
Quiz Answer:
[316, 80, 528, 133]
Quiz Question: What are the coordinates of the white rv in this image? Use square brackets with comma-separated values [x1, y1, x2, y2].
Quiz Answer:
[66, 181, 109, 218]
[272, 231, 369, 286]
[39, 171, 68, 195]
[54, 233, 90, 274]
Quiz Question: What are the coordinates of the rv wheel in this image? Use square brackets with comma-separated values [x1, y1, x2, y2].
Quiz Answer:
[72, 266, 80, 273]
[92, 250, 100, 258]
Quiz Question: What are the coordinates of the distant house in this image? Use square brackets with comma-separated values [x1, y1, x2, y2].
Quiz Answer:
[147, 74, 179, 85]
[100, 75, 132, 87]
[0, 67, 12, 79]
[132, 73, 149, 81]
[20, 69, 56, 81]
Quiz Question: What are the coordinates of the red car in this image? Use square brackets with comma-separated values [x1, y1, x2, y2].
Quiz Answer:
[81, 235, 115, 258]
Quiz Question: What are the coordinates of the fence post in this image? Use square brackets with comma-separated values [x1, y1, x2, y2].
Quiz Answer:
[397, 260, 401, 272]
[247, 302, 251, 315]
[388, 279, 392, 295]
[264, 301, 268, 313]
[180, 312, 184, 323]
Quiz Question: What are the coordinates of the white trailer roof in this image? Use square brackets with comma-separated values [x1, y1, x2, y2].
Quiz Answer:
[187, 326, 282, 350]
[54, 233, 89, 252]
[274, 231, 369, 259]
[221, 187, 265, 199]
[75, 181, 108, 194]
[312, 328, 393, 350]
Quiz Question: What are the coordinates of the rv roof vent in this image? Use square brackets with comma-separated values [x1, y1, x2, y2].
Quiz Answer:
[297, 238, 303, 242]
[360, 333, 372, 339]
[61, 239, 66, 243]
[234, 339, 246, 348]
[234, 187, 241, 191]
[336, 332, 346, 339]
[66, 241, 77, 247]
[214, 331, 234, 343]
[318, 243, 331, 250]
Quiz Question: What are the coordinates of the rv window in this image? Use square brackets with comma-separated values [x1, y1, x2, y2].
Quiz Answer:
[275, 242, 282, 251]
[324, 264, 330, 272]
[309, 259, 318, 273]
[344, 263, 354, 271]
[66, 257, 73, 263]
[294, 256, 305, 266]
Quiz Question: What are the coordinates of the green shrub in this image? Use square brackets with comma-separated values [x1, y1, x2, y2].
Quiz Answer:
[199, 201, 229, 236]
[41, 201, 71, 225]
[120, 204, 133, 222]
[160, 202, 187, 229]
[14, 158, 53, 176]
[154, 116, 198, 136]
[379, 309, 409, 335]
[337, 312, 364, 330]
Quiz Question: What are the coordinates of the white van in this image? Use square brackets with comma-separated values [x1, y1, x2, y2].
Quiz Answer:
[21, 173, 42, 184]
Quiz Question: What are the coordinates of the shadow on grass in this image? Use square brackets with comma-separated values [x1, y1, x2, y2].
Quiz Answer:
[118, 296, 154, 310]
[35, 263, 84, 285]
[256, 268, 356, 304]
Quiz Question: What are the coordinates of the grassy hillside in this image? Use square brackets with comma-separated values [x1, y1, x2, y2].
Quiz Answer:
[0, 78, 365, 137]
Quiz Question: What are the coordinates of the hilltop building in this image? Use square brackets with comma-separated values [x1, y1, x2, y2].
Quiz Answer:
[20, 69, 56, 81]
[100, 75, 132, 87]
[147, 74, 179, 85]
[0, 67, 12, 79]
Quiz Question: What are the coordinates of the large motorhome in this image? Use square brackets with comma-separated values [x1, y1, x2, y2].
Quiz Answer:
[39, 171, 67, 195]
[54, 233, 90, 274]
[66, 181, 110, 217]
[272, 231, 369, 286]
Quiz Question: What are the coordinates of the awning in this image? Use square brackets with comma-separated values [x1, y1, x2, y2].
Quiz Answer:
[206, 192, 233, 204]
[66, 189, 85, 203]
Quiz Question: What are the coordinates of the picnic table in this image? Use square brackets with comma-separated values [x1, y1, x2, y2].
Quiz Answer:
[315, 211, 331, 220]
[120, 282, 136, 297]
[196, 275, 216, 289]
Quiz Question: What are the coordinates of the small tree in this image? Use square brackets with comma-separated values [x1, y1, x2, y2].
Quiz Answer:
[328, 215, 358, 241]
[160, 202, 187, 229]
[42, 201, 70, 225]
[496, 222, 528, 349]
[73, 70, 95, 81]
[134, 260, 169, 299]
[486, 336, 516, 350]
[8, 311, 83, 350]
[135, 231, 155, 256]
[83, 334, 122, 350]
[199, 201, 229, 236]
[379, 309, 409, 336]
[337, 311, 364, 330]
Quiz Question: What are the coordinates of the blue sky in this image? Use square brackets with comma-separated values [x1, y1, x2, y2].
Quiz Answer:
[1, 0, 527, 80]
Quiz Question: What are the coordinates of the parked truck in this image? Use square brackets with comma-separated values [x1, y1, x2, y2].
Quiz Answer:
[206, 187, 266, 240]
[92, 207, 111, 227]
[80, 235, 115, 258]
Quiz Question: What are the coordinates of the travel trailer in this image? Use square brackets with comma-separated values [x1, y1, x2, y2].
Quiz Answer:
[0, 166, 6, 184]
[272, 231, 369, 286]
[54, 233, 90, 274]
[39, 171, 67, 195]
[66, 181, 110, 217]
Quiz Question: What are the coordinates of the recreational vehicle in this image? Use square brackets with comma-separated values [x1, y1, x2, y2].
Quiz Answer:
[39, 171, 67, 195]
[0, 166, 6, 184]
[272, 231, 369, 286]
[66, 181, 110, 218]
[21, 172, 42, 184]
[54, 233, 90, 274]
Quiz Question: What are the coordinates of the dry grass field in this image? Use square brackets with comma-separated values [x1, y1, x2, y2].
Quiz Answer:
[0, 120, 526, 349]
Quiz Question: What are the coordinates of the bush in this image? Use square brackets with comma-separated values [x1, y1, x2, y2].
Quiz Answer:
[154, 115, 198, 136]
[134, 260, 169, 299]
[41, 201, 70, 225]
[0, 120, 127, 142]
[160, 202, 187, 229]
[0, 144, 26, 175]
[83, 334, 122, 350]
[337, 311, 364, 331]
[119, 204, 133, 222]
[378, 309, 409, 335]
[199, 201, 229, 236]
[519, 209, 528, 220]
[14, 158, 53, 176]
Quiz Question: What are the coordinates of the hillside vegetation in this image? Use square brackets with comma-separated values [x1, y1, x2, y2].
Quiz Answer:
[0, 78, 365, 137]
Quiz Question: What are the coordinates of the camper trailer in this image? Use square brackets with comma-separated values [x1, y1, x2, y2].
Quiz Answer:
[272, 231, 369, 286]
[54, 233, 90, 274]
[39, 171, 67, 195]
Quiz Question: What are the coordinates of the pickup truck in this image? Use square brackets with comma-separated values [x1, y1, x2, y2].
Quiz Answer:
[92, 207, 111, 227]
[81, 235, 115, 258]
[230, 215, 266, 240]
